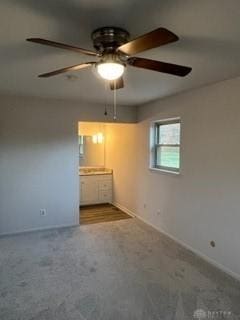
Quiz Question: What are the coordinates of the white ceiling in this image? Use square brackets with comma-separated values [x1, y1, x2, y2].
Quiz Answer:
[0, 0, 240, 106]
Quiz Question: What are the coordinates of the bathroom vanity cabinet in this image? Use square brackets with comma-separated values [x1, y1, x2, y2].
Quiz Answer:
[80, 174, 112, 205]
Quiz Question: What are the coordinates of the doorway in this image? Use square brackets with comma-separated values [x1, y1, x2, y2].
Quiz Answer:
[78, 121, 132, 225]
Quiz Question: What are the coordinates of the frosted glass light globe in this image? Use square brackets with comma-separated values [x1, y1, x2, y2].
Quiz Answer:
[97, 62, 124, 80]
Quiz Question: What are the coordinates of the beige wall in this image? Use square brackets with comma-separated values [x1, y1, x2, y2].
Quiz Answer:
[78, 122, 106, 136]
[105, 123, 138, 214]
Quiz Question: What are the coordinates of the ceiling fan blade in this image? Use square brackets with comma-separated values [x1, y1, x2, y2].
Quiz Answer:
[27, 38, 98, 56]
[38, 62, 95, 78]
[128, 57, 191, 77]
[117, 28, 178, 56]
[109, 77, 124, 90]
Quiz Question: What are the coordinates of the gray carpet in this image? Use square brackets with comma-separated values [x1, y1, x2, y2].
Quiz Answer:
[0, 218, 240, 320]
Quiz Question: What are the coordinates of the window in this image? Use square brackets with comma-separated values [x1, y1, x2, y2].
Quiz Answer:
[151, 119, 181, 173]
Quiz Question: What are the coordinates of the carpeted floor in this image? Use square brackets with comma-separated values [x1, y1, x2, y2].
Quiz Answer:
[0, 218, 240, 319]
[80, 204, 132, 225]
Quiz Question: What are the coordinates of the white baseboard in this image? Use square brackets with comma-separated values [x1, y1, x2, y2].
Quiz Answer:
[136, 214, 240, 282]
[112, 202, 136, 218]
[0, 223, 79, 237]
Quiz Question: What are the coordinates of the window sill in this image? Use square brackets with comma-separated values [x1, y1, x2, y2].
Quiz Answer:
[149, 167, 180, 175]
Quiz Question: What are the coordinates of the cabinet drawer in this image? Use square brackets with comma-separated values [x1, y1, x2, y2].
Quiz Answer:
[98, 180, 112, 191]
[99, 190, 112, 202]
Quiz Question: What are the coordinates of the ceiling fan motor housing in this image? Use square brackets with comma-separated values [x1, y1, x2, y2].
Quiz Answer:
[91, 27, 130, 54]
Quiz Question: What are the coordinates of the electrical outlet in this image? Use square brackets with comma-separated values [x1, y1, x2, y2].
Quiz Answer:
[157, 210, 161, 215]
[40, 209, 47, 217]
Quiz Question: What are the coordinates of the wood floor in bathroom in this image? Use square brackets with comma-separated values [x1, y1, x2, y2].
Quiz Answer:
[80, 204, 132, 225]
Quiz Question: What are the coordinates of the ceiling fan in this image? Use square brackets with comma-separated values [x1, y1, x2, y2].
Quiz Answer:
[26, 26, 192, 90]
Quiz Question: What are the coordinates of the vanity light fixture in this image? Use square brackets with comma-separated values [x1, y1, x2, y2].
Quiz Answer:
[92, 132, 104, 144]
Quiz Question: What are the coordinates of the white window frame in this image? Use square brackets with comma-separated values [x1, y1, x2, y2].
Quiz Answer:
[149, 117, 181, 174]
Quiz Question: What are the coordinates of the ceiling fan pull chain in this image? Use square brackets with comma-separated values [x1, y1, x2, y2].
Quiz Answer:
[104, 80, 108, 116]
[113, 80, 117, 120]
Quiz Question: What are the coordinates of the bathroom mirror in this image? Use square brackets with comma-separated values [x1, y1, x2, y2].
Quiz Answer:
[79, 135, 105, 167]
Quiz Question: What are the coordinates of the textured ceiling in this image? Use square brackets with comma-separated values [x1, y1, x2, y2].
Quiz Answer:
[0, 0, 240, 106]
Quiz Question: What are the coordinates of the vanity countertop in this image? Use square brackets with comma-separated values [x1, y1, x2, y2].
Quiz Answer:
[79, 167, 112, 176]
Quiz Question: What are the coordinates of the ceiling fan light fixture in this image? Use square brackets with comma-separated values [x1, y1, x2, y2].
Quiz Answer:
[97, 62, 124, 80]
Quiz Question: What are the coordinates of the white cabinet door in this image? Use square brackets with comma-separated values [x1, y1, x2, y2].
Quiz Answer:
[80, 179, 99, 205]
